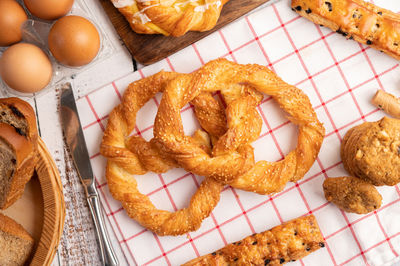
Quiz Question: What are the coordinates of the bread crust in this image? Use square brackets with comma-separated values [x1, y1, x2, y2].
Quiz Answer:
[183, 215, 324, 265]
[0, 213, 34, 266]
[291, 0, 400, 60]
[0, 213, 33, 242]
[0, 124, 33, 162]
[0, 98, 38, 210]
[0, 124, 35, 209]
[0, 97, 38, 143]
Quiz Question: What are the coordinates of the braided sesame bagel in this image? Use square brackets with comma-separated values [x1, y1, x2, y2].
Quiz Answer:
[110, 0, 229, 37]
[101, 71, 231, 235]
[154, 59, 325, 194]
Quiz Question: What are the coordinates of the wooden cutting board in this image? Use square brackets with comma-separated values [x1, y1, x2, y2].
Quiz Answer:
[99, 0, 272, 65]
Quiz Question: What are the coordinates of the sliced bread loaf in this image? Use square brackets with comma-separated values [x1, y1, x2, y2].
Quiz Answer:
[0, 97, 38, 143]
[0, 213, 34, 266]
[0, 124, 34, 209]
[0, 98, 38, 209]
[0, 97, 38, 209]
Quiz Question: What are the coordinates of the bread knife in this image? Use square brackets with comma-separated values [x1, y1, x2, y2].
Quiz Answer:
[60, 83, 119, 266]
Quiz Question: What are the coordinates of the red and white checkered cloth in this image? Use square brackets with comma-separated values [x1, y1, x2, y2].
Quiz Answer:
[76, 0, 400, 265]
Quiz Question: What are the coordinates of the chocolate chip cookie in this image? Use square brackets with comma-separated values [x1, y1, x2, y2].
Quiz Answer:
[341, 117, 400, 186]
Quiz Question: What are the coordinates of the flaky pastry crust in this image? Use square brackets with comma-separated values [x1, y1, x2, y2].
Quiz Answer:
[292, 0, 400, 60]
[154, 59, 325, 194]
[110, 0, 229, 36]
[183, 215, 325, 265]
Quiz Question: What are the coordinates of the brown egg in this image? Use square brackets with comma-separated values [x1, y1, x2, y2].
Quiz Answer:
[0, 43, 53, 93]
[0, 0, 28, 46]
[48, 16, 100, 67]
[23, 0, 74, 20]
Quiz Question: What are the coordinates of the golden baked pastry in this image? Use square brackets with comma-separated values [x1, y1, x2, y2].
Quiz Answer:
[101, 71, 233, 174]
[101, 68, 266, 235]
[341, 117, 400, 186]
[110, 0, 229, 36]
[292, 0, 400, 60]
[154, 58, 325, 194]
[323, 176, 382, 214]
[183, 215, 325, 265]
[102, 60, 324, 235]
[101, 71, 237, 235]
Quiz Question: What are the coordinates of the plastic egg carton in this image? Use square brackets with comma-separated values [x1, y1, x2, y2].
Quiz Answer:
[0, 0, 116, 98]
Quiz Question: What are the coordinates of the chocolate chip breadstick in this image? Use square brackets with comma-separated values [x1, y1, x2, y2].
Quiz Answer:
[292, 0, 400, 60]
[183, 215, 324, 265]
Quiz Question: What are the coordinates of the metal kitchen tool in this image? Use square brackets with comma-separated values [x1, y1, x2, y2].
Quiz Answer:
[60, 83, 119, 266]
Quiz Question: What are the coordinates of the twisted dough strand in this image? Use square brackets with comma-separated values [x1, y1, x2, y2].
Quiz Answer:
[101, 71, 226, 235]
[101, 71, 222, 173]
[106, 162, 222, 235]
[101, 59, 325, 235]
[154, 59, 325, 194]
[101, 71, 179, 174]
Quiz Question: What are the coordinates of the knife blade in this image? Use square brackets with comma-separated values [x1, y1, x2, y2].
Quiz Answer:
[60, 84, 95, 194]
[60, 83, 119, 266]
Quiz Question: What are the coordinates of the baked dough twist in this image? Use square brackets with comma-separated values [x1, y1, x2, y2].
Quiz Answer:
[101, 69, 266, 235]
[101, 71, 229, 235]
[102, 71, 263, 236]
[110, 0, 229, 36]
[101, 71, 178, 175]
[154, 59, 325, 194]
